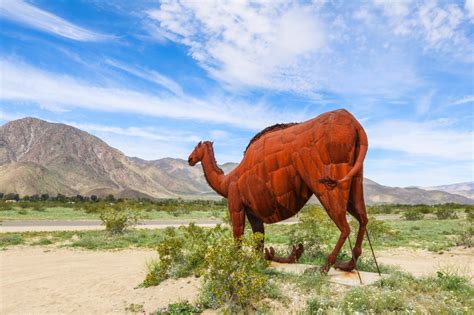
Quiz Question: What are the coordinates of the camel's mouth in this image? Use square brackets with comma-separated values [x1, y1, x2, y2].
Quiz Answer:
[188, 157, 196, 166]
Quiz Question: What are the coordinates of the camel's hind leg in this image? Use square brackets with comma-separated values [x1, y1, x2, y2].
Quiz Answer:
[318, 191, 351, 273]
[334, 176, 368, 271]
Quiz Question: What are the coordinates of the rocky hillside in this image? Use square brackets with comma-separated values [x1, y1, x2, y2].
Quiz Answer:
[420, 182, 474, 200]
[0, 117, 472, 204]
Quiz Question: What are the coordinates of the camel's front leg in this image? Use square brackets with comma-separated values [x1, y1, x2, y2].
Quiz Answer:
[228, 182, 245, 239]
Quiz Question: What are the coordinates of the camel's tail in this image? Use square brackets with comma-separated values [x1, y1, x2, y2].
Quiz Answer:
[318, 116, 368, 190]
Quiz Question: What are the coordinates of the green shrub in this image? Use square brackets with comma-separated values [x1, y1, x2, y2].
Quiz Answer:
[99, 204, 141, 234]
[455, 223, 473, 247]
[466, 207, 474, 222]
[154, 301, 202, 315]
[289, 205, 334, 257]
[0, 234, 23, 246]
[436, 271, 473, 294]
[306, 296, 333, 314]
[32, 203, 45, 212]
[17, 209, 28, 215]
[350, 215, 398, 242]
[435, 208, 458, 220]
[0, 202, 13, 211]
[125, 303, 144, 313]
[403, 209, 424, 220]
[199, 233, 271, 312]
[142, 224, 228, 287]
[32, 238, 53, 245]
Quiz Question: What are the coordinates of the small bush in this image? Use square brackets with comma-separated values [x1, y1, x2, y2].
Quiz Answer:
[199, 233, 272, 312]
[0, 202, 13, 211]
[125, 303, 144, 314]
[0, 234, 23, 246]
[32, 238, 53, 246]
[17, 209, 28, 215]
[455, 224, 473, 247]
[142, 224, 228, 287]
[99, 204, 141, 234]
[289, 206, 334, 257]
[436, 270, 473, 294]
[403, 209, 424, 221]
[435, 208, 458, 220]
[32, 204, 45, 212]
[154, 301, 202, 315]
[306, 296, 333, 314]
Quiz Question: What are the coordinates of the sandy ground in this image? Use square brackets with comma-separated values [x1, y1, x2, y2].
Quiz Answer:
[0, 247, 200, 315]
[1, 246, 473, 315]
[377, 247, 474, 279]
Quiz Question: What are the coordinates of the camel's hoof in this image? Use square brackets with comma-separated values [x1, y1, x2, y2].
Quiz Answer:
[264, 247, 276, 260]
[334, 260, 356, 272]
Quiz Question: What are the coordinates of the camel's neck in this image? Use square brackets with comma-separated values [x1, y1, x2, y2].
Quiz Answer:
[201, 144, 228, 197]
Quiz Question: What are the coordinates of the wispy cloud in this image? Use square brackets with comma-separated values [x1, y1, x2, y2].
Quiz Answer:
[466, 0, 474, 19]
[146, 1, 325, 96]
[373, 0, 473, 62]
[367, 119, 473, 160]
[105, 59, 184, 95]
[0, 0, 110, 41]
[0, 58, 307, 130]
[450, 95, 474, 105]
[67, 122, 200, 143]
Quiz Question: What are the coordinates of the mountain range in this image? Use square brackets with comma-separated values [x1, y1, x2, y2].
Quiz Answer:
[0, 117, 472, 205]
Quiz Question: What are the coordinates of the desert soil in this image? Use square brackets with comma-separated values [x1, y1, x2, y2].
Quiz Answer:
[1, 246, 472, 314]
[377, 246, 474, 278]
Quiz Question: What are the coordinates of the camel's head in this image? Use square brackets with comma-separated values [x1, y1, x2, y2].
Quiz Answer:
[188, 141, 206, 166]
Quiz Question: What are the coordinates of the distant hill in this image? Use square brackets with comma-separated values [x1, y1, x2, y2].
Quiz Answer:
[419, 182, 473, 200]
[0, 117, 472, 204]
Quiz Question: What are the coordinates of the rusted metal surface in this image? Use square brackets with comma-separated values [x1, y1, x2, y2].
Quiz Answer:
[188, 109, 369, 272]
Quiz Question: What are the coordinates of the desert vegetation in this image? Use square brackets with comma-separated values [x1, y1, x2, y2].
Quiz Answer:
[0, 194, 471, 221]
[1, 198, 473, 313]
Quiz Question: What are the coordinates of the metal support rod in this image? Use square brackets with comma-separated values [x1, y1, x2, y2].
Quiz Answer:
[347, 235, 363, 284]
[365, 229, 381, 276]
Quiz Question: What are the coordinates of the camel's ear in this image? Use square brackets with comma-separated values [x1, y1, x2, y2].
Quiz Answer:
[198, 141, 202, 147]
[210, 141, 214, 145]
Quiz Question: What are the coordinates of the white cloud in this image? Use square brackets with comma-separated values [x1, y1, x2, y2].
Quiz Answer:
[105, 59, 184, 95]
[373, 0, 472, 61]
[146, 1, 325, 95]
[450, 95, 474, 105]
[67, 122, 200, 143]
[418, 1, 464, 48]
[465, 0, 474, 19]
[0, 0, 110, 41]
[0, 58, 307, 130]
[367, 119, 473, 160]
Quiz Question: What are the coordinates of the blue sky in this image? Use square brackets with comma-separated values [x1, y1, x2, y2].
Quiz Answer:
[0, 0, 473, 187]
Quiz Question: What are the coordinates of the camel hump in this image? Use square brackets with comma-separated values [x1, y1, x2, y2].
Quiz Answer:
[244, 122, 298, 154]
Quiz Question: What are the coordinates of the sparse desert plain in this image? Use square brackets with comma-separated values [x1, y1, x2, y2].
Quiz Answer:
[1, 245, 472, 314]
[1, 201, 473, 314]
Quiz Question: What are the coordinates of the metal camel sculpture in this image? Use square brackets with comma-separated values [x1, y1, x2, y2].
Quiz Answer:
[188, 109, 368, 272]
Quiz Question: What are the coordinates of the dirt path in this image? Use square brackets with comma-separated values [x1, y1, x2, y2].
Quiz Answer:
[1, 246, 472, 314]
[377, 247, 474, 279]
[0, 247, 200, 315]
[0, 218, 298, 233]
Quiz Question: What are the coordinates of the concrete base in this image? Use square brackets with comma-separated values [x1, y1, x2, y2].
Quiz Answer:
[327, 269, 385, 286]
[269, 261, 385, 287]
